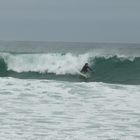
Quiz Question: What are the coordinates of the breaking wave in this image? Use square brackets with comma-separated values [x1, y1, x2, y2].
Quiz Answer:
[0, 52, 140, 84]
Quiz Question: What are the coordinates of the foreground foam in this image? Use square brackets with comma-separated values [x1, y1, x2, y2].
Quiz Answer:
[0, 77, 140, 139]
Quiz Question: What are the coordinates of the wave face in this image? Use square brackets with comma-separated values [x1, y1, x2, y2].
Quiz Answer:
[0, 52, 140, 84]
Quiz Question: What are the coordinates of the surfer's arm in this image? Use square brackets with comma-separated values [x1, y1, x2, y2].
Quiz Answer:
[88, 67, 95, 73]
[88, 67, 93, 71]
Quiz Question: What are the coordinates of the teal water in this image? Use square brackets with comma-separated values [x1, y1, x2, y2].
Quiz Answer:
[0, 54, 140, 84]
[0, 41, 140, 84]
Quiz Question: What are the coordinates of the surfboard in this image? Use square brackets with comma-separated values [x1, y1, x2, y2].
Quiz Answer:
[79, 72, 90, 78]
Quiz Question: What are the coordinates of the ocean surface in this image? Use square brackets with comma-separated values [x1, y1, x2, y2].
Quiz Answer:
[0, 41, 140, 140]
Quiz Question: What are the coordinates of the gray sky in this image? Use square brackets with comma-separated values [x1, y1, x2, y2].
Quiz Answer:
[0, 0, 140, 43]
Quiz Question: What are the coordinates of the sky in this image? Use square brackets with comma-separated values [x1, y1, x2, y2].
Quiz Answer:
[0, 0, 140, 43]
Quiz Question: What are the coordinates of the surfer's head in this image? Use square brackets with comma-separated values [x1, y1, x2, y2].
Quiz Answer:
[85, 63, 88, 66]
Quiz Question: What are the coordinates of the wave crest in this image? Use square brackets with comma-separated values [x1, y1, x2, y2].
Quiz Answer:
[0, 53, 140, 84]
[1, 53, 90, 74]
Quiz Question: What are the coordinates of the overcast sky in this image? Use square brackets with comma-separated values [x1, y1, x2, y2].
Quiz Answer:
[0, 0, 140, 43]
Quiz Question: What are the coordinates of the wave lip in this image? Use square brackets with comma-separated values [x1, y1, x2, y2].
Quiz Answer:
[0, 53, 140, 85]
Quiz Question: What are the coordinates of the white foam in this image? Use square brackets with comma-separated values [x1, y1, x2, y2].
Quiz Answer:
[1, 53, 91, 74]
[0, 77, 140, 139]
[0, 52, 138, 75]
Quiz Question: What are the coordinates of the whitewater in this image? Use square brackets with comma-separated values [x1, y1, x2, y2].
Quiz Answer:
[0, 41, 140, 140]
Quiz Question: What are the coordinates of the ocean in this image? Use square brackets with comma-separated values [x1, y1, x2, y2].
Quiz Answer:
[0, 41, 140, 140]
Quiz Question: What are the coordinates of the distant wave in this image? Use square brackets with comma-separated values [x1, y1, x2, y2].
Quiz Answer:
[0, 52, 140, 85]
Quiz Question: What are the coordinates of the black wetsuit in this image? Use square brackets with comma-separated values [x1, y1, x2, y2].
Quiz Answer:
[81, 65, 92, 73]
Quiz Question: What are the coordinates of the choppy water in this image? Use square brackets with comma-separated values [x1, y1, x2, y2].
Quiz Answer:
[0, 78, 140, 140]
[0, 41, 140, 140]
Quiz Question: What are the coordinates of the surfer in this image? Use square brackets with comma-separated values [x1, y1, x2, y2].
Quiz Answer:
[81, 63, 93, 73]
